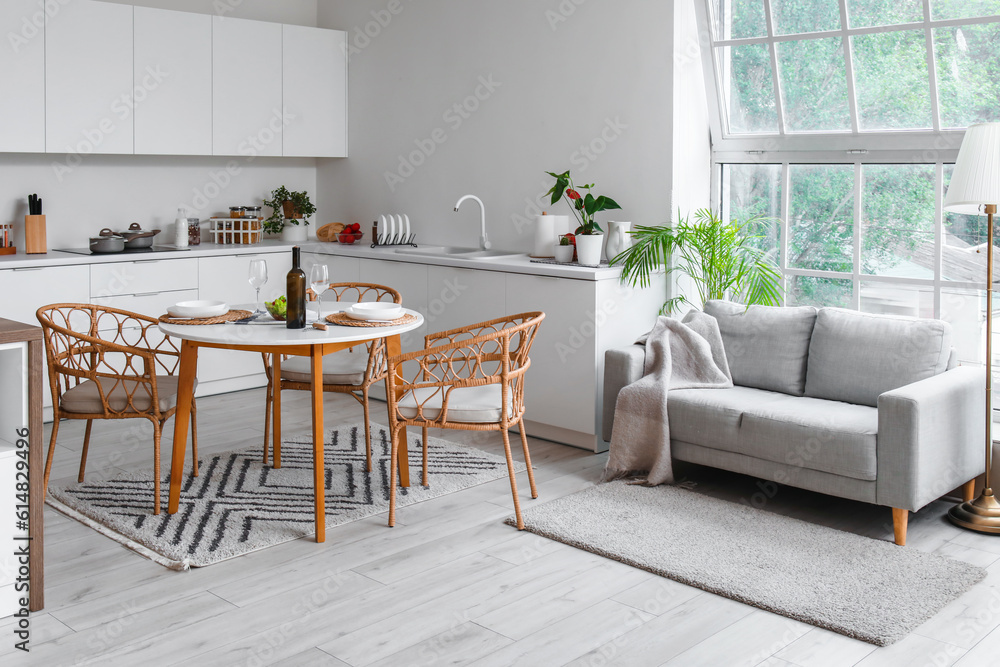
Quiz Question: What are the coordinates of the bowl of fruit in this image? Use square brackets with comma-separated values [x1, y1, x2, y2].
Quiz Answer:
[338, 223, 363, 244]
[265, 296, 287, 321]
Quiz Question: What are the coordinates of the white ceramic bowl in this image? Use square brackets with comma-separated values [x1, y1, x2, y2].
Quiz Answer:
[167, 300, 229, 319]
[347, 302, 403, 321]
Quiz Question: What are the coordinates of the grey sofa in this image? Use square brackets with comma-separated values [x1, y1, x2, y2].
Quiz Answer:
[603, 300, 985, 545]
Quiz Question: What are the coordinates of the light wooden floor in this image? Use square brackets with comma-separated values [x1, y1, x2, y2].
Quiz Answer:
[6, 388, 1000, 667]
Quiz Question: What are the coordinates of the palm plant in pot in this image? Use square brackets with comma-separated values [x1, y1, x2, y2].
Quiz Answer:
[611, 208, 782, 315]
[546, 170, 621, 266]
[263, 186, 317, 242]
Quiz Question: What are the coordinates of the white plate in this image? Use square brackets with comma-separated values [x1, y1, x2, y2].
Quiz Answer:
[346, 303, 403, 321]
[167, 300, 228, 319]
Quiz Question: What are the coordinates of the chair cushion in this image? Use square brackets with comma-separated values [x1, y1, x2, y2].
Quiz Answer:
[739, 396, 878, 481]
[61, 376, 194, 414]
[280, 352, 369, 386]
[398, 384, 509, 423]
[703, 300, 817, 396]
[804, 308, 952, 407]
[668, 386, 788, 451]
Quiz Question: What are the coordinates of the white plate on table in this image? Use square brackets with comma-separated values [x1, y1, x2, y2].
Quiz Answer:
[346, 302, 403, 322]
[167, 300, 228, 319]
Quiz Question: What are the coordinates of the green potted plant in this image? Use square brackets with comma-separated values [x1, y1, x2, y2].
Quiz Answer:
[546, 170, 621, 266]
[611, 208, 782, 315]
[263, 186, 317, 242]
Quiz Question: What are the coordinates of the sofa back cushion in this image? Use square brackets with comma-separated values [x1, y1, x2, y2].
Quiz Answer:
[804, 308, 952, 407]
[703, 300, 817, 396]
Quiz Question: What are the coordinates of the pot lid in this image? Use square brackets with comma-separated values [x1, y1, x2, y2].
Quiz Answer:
[91, 228, 124, 241]
[117, 222, 161, 239]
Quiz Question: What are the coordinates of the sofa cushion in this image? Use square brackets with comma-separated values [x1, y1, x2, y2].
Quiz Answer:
[703, 300, 817, 396]
[668, 386, 788, 451]
[739, 396, 878, 481]
[804, 308, 952, 407]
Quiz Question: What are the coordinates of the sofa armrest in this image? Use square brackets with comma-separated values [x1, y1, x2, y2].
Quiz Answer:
[602, 345, 646, 442]
[877, 366, 986, 511]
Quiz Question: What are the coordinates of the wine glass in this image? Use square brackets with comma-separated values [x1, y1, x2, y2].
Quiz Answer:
[309, 264, 329, 322]
[248, 259, 268, 314]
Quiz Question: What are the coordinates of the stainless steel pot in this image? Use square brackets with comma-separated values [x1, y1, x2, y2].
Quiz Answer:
[118, 223, 161, 249]
[89, 229, 125, 254]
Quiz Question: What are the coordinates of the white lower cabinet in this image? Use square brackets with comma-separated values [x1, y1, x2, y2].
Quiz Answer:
[359, 259, 429, 351]
[426, 266, 507, 337]
[303, 253, 360, 286]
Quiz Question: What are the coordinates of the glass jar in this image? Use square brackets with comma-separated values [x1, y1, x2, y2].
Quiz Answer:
[230, 206, 245, 219]
[187, 219, 201, 246]
[244, 206, 261, 220]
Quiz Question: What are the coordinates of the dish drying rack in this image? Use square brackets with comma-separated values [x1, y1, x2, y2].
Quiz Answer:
[371, 214, 417, 248]
[209, 217, 263, 245]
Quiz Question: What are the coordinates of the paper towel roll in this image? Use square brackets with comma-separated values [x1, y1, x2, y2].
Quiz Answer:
[533, 214, 569, 257]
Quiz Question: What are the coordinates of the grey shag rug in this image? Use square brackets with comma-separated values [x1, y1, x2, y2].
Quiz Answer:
[507, 481, 985, 646]
[48, 423, 523, 569]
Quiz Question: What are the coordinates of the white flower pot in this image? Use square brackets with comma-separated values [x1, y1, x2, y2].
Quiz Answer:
[575, 233, 604, 266]
[554, 244, 575, 263]
[281, 223, 308, 243]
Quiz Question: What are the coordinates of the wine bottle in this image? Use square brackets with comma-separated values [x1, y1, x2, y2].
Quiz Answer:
[286, 246, 307, 329]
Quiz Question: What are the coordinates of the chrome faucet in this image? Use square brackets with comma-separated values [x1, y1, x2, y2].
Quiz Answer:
[454, 194, 491, 251]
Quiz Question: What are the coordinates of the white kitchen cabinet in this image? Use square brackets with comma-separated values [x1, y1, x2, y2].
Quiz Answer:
[282, 25, 348, 158]
[0, 265, 90, 412]
[425, 266, 507, 338]
[213, 16, 283, 158]
[0, 0, 45, 153]
[134, 7, 212, 156]
[45, 0, 134, 155]
[359, 259, 429, 351]
[91, 258, 199, 299]
[506, 274, 598, 438]
[303, 253, 361, 285]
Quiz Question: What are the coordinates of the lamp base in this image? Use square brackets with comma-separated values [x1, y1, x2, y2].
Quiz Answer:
[948, 489, 1000, 534]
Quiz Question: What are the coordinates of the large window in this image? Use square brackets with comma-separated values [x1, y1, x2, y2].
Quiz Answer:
[697, 0, 1000, 377]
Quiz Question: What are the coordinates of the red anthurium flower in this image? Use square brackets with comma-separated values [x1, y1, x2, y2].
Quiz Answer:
[566, 189, 581, 200]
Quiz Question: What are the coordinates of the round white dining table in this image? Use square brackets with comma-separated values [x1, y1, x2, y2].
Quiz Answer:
[159, 306, 425, 543]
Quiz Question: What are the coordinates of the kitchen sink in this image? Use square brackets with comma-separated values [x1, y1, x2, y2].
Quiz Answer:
[393, 246, 524, 261]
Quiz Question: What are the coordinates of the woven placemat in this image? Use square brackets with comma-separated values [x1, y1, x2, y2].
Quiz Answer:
[158, 309, 252, 326]
[326, 312, 417, 328]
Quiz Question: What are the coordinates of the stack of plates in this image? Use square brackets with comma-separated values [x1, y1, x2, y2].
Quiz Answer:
[167, 300, 229, 319]
[346, 302, 404, 322]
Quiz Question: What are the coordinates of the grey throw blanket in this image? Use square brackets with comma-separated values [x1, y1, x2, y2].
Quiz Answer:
[605, 310, 733, 485]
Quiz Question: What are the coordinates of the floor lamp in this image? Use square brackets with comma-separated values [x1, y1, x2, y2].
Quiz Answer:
[946, 122, 1000, 533]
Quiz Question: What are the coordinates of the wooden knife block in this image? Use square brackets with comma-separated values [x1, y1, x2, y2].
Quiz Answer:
[25, 215, 46, 254]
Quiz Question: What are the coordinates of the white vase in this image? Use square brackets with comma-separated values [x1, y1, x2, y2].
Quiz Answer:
[605, 221, 632, 261]
[576, 233, 604, 267]
[281, 223, 308, 243]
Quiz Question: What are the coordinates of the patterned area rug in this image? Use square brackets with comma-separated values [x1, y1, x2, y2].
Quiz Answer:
[48, 423, 524, 569]
[510, 482, 985, 646]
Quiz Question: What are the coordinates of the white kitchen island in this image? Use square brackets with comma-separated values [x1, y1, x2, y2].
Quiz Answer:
[301, 242, 666, 453]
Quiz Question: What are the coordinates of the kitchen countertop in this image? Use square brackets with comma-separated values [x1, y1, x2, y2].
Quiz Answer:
[0, 240, 298, 270]
[301, 241, 627, 282]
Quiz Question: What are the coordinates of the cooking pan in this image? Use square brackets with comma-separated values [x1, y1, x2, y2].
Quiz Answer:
[89, 229, 125, 254]
[118, 223, 161, 249]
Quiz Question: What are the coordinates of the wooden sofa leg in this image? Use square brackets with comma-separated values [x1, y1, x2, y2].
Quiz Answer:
[963, 479, 977, 502]
[892, 508, 908, 546]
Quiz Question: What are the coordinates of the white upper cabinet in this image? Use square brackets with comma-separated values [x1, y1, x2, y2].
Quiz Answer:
[45, 0, 134, 155]
[283, 25, 348, 158]
[0, 1, 45, 153]
[213, 16, 283, 157]
[134, 7, 212, 156]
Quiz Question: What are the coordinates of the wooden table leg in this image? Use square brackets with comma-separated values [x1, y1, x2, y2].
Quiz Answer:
[273, 354, 282, 469]
[168, 340, 199, 515]
[311, 344, 326, 543]
[385, 335, 409, 488]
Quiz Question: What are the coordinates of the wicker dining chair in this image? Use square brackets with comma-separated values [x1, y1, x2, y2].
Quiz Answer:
[36, 304, 199, 515]
[385, 311, 545, 529]
[262, 282, 403, 471]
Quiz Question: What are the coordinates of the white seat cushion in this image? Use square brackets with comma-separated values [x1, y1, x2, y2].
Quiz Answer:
[397, 384, 510, 423]
[61, 376, 195, 414]
[280, 352, 369, 386]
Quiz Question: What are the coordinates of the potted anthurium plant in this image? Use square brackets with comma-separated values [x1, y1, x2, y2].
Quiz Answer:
[546, 170, 621, 266]
[263, 186, 317, 242]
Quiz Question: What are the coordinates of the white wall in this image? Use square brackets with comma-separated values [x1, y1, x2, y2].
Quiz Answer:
[0, 0, 319, 251]
[316, 0, 678, 253]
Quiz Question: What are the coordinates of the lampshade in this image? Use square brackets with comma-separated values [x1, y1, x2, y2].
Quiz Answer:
[945, 122, 1000, 215]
